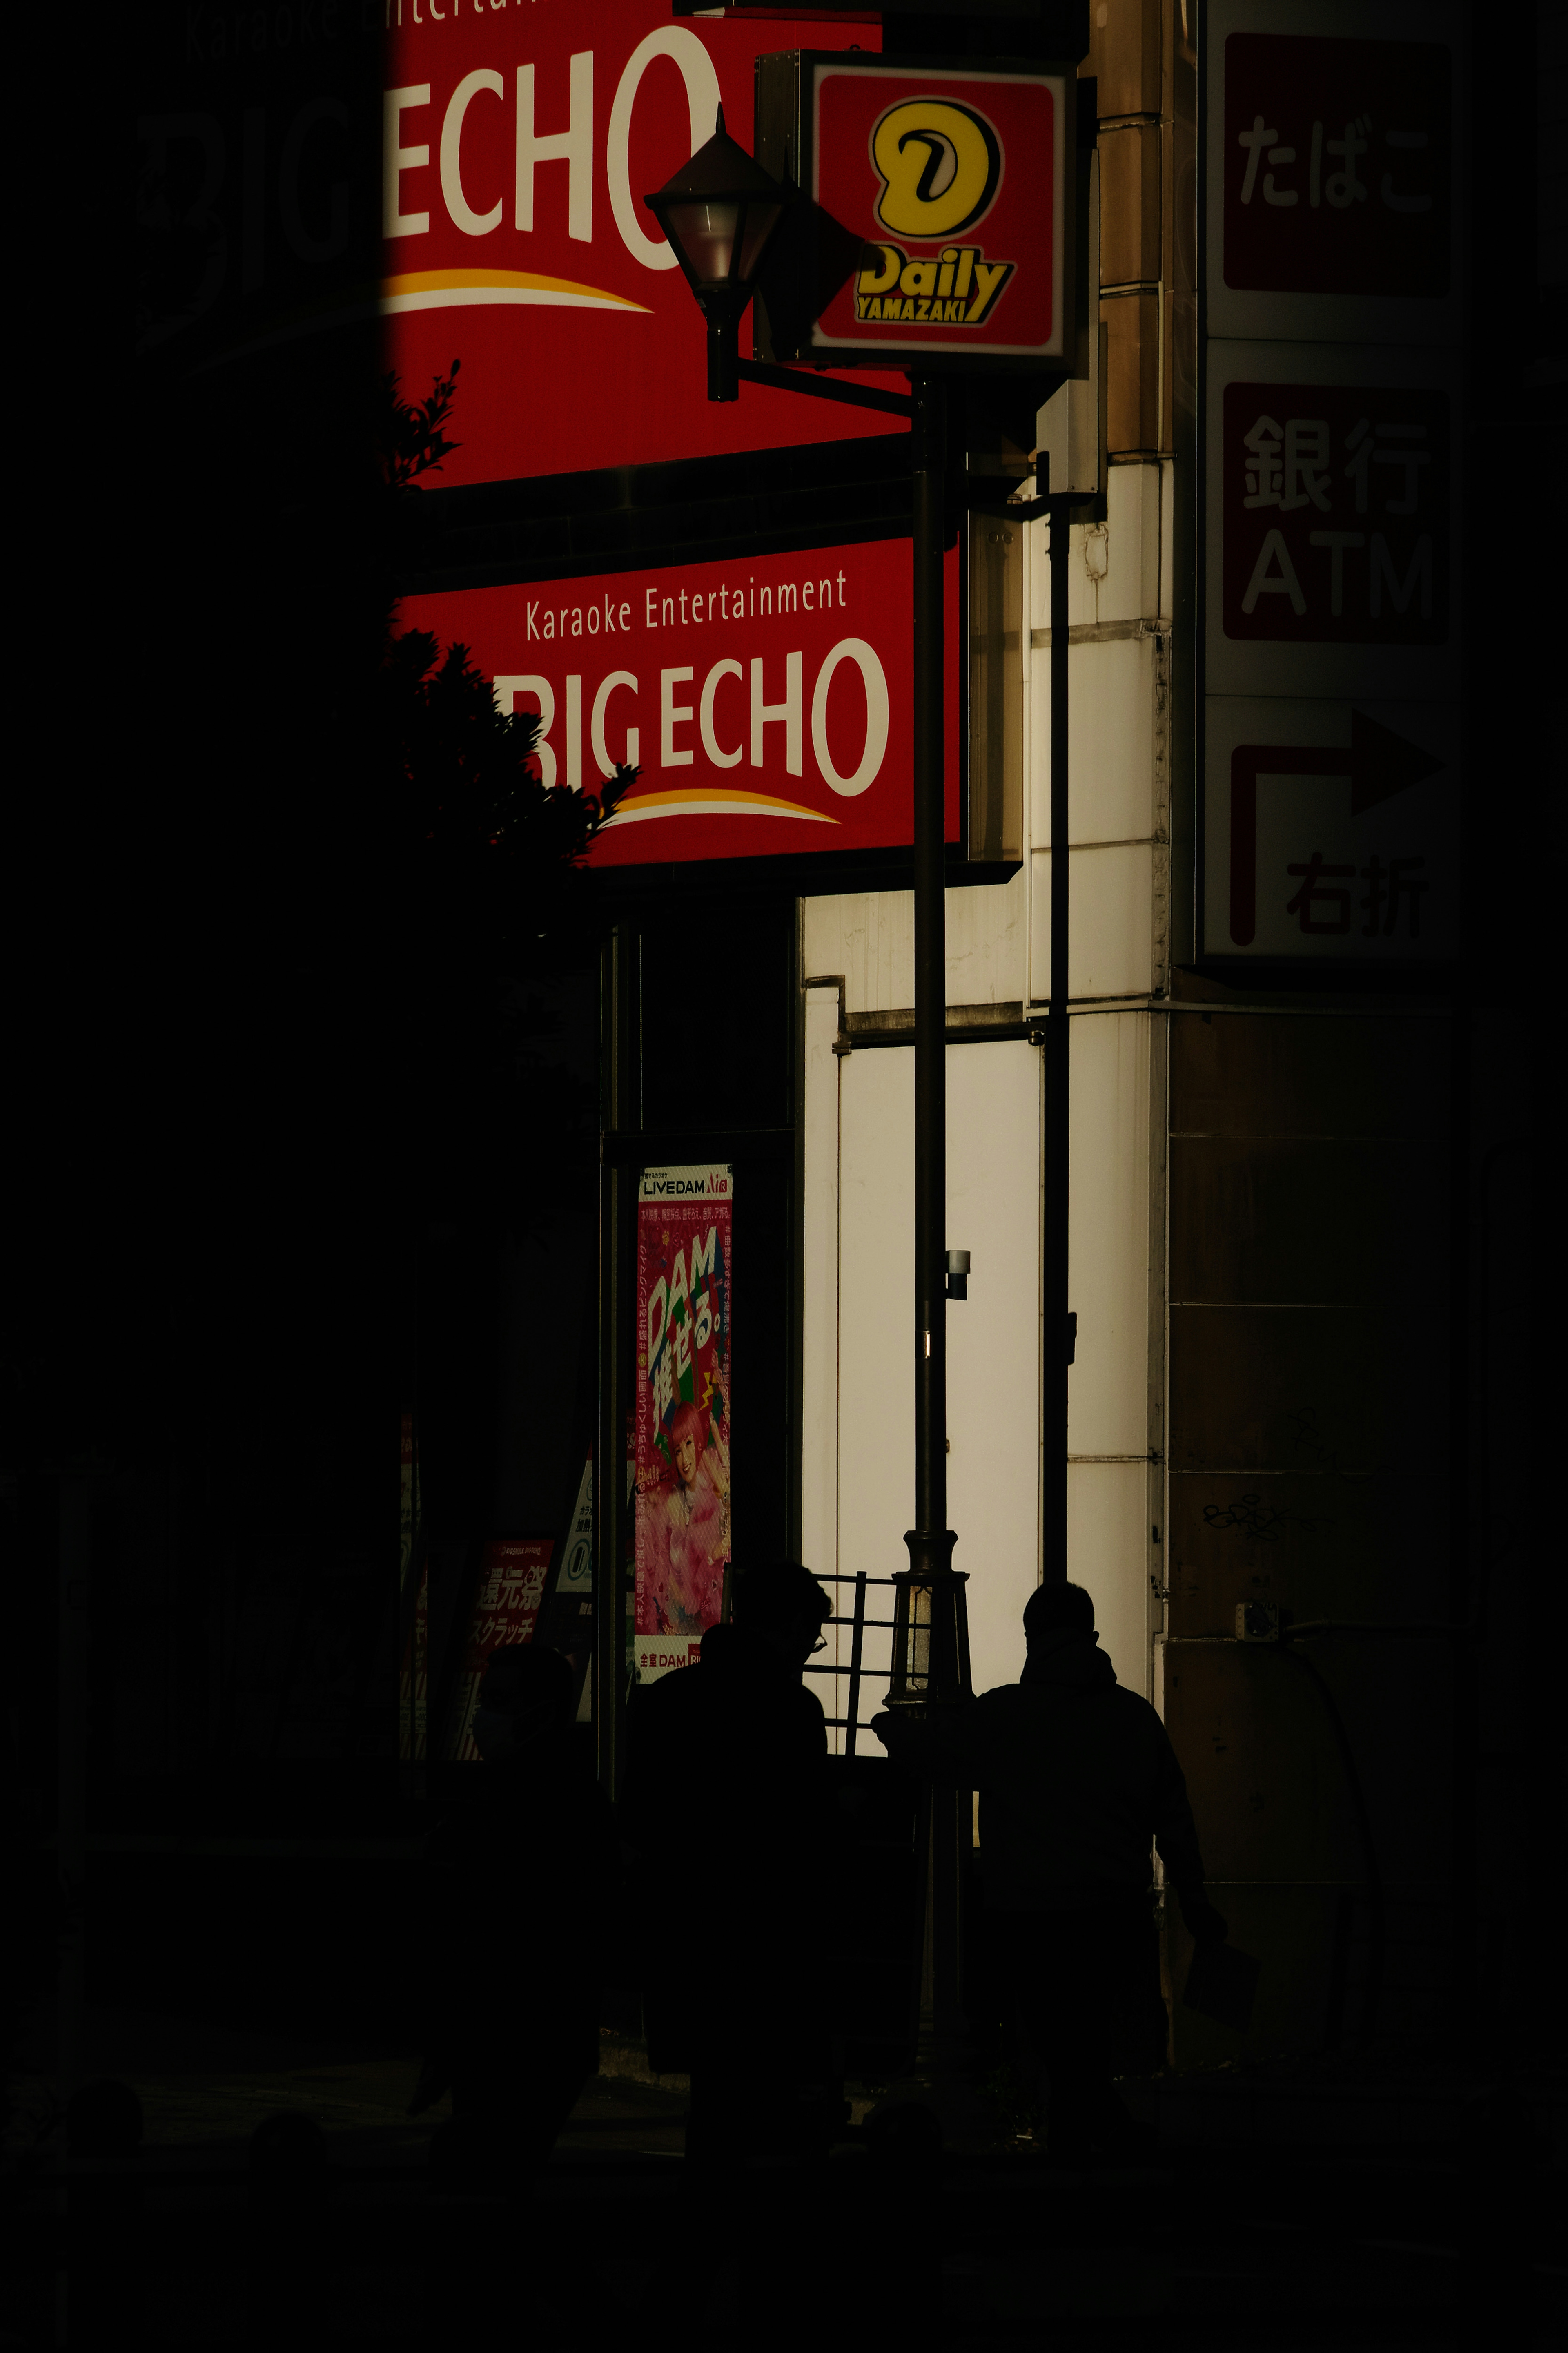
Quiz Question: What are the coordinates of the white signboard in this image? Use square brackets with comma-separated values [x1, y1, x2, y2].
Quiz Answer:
[1200, 0, 1465, 963]
[1204, 340, 1459, 705]
[1204, 0, 1464, 347]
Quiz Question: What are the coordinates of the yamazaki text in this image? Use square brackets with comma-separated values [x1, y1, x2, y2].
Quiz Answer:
[396, 537, 961, 868]
[854, 244, 1012, 329]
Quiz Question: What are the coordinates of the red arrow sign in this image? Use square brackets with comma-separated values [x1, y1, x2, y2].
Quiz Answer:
[1228, 711, 1447, 946]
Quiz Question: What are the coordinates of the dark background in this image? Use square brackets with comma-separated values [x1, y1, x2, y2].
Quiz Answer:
[3, 0, 1560, 2069]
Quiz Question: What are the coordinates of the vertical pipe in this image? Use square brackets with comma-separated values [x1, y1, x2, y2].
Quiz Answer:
[1041, 486, 1072, 1585]
[1448, 1016, 1475, 2018]
[908, 372, 966, 2041]
[706, 310, 739, 403]
[58, 1474, 91, 2106]
[844, 1570, 867, 1760]
[596, 924, 634, 1800]
[909, 373, 949, 1596]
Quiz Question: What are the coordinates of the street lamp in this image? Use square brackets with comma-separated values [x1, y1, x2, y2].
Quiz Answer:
[617, 61, 1099, 2152]
[644, 109, 974, 2055]
[642, 97, 1098, 2080]
[644, 108, 789, 402]
[649, 157, 971, 2105]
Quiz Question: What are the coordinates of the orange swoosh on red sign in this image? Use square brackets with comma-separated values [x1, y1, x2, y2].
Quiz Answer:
[603, 790, 839, 826]
[381, 270, 650, 314]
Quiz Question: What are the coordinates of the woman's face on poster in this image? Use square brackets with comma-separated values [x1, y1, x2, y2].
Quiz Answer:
[675, 1430, 698, 1488]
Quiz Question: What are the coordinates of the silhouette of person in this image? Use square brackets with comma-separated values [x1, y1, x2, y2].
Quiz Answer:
[623, 1561, 836, 2164]
[413, 1642, 615, 2176]
[872, 1580, 1226, 2161]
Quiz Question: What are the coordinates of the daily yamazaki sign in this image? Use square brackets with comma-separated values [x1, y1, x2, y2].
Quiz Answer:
[757, 54, 1071, 368]
[396, 536, 961, 868]
[378, 0, 895, 486]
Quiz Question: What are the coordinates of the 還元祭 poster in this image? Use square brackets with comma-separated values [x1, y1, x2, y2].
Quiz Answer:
[635, 1166, 733, 1682]
[444, 1538, 555, 1760]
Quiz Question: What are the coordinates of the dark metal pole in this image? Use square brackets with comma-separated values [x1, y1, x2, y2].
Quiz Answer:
[1042, 483, 1072, 1585]
[596, 922, 635, 1800]
[906, 372, 968, 2039]
[844, 1570, 867, 1761]
[58, 1473, 91, 2107]
[909, 372, 950, 1601]
[705, 306, 739, 403]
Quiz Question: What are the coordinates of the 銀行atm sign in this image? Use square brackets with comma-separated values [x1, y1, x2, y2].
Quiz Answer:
[396, 536, 960, 870]
[757, 53, 1073, 367]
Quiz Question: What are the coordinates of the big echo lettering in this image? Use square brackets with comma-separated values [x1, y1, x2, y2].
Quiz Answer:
[394, 533, 960, 866]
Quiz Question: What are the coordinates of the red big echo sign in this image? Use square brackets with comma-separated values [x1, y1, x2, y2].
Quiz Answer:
[381, 0, 898, 486]
[396, 536, 962, 869]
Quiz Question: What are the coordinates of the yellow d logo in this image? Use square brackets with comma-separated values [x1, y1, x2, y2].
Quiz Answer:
[871, 98, 1002, 241]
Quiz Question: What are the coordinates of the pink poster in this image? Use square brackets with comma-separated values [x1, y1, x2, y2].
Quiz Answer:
[634, 1165, 733, 1684]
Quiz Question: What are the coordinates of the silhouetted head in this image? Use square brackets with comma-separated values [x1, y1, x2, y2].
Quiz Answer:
[731, 1561, 833, 1666]
[474, 1642, 575, 1759]
[1023, 1581, 1095, 1647]
[67, 2079, 143, 2161]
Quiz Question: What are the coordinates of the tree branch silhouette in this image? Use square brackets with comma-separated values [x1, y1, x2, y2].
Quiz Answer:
[377, 364, 635, 929]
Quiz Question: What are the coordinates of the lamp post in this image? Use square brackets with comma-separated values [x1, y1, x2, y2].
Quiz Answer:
[643, 109, 788, 403]
[645, 118, 1072, 2058]
[649, 121, 970, 1751]
[649, 111, 985, 2050]
[886, 368, 971, 2050]
[646, 134, 969, 1688]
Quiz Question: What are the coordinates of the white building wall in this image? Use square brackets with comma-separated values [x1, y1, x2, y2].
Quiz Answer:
[800, 1031, 1044, 1748]
[801, 459, 1170, 1725]
[1066, 1008, 1161, 1695]
[803, 865, 1030, 1018]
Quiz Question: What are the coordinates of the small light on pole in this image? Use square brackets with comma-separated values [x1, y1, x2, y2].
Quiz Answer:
[644, 107, 789, 402]
[885, 1543, 969, 1711]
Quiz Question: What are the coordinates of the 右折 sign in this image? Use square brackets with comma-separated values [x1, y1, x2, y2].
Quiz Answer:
[755, 53, 1074, 367]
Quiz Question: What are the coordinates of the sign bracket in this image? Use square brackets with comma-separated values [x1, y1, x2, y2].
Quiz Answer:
[736, 358, 914, 418]
[963, 476, 1100, 523]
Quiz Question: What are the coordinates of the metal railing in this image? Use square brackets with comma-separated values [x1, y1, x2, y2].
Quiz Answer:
[799, 1570, 901, 1757]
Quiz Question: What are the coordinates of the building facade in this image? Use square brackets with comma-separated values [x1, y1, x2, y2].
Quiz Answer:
[102, 0, 1555, 2074]
[409, 0, 1513, 2061]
